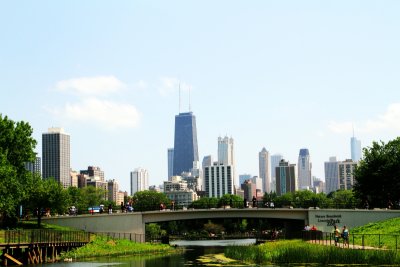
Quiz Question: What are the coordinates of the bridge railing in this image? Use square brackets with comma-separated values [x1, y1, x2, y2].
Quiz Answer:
[302, 231, 400, 250]
[94, 232, 145, 243]
[3, 230, 90, 245]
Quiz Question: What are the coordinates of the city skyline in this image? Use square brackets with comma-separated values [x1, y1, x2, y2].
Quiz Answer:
[1, 2, 400, 192]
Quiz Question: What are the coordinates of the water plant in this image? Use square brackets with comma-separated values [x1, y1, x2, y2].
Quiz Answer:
[61, 235, 178, 260]
[225, 240, 400, 265]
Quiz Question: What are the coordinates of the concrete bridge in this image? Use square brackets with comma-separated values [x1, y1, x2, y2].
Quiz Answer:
[44, 208, 400, 242]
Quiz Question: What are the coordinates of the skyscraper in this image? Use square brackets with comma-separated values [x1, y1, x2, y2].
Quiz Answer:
[167, 148, 174, 181]
[130, 168, 149, 195]
[338, 159, 357, 190]
[324, 156, 339, 194]
[259, 147, 271, 193]
[42, 127, 71, 188]
[351, 136, 362, 162]
[172, 112, 199, 176]
[25, 156, 41, 176]
[275, 159, 297, 196]
[204, 163, 234, 198]
[218, 136, 234, 165]
[298, 148, 312, 189]
[270, 154, 283, 192]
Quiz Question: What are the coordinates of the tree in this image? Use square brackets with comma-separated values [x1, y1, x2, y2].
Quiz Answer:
[132, 190, 171, 211]
[354, 138, 400, 208]
[0, 115, 37, 226]
[25, 178, 70, 227]
[190, 197, 219, 209]
[218, 194, 243, 208]
[329, 190, 357, 209]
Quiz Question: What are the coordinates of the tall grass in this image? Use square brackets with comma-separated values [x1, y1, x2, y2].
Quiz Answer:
[225, 240, 400, 265]
[61, 235, 178, 260]
[350, 217, 400, 249]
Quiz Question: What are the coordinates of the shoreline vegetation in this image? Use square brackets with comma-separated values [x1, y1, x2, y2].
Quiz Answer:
[225, 239, 400, 265]
[60, 235, 179, 260]
[225, 218, 400, 265]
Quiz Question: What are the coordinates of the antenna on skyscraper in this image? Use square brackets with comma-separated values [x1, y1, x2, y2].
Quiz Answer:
[352, 124, 355, 137]
[189, 86, 191, 112]
[178, 82, 181, 113]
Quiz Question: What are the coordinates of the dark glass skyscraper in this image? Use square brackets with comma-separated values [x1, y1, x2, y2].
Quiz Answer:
[173, 112, 199, 176]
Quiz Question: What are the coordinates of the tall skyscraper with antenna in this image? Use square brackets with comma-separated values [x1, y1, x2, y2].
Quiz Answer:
[172, 86, 199, 176]
[351, 128, 362, 162]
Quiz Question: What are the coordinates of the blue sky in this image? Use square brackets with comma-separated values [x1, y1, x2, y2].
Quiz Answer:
[1, 1, 400, 192]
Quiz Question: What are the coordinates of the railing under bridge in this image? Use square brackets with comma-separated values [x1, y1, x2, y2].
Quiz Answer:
[0, 230, 90, 266]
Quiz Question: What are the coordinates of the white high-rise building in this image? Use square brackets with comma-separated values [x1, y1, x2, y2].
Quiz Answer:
[324, 157, 339, 194]
[218, 136, 234, 165]
[351, 136, 362, 162]
[298, 148, 312, 189]
[204, 163, 234, 198]
[258, 147, 271, 193]
[270, 154, 283, 192]
[130, 168, 149, 195]
[42, 127, 71, 188]
[167, 148, 174, 181]
[339, 159, 357, 191]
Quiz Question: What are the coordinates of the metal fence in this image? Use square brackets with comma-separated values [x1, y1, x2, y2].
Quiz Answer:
[3, 230, 90, 244]
[95, 232, 145, 243]
[301, 230, 400, 250]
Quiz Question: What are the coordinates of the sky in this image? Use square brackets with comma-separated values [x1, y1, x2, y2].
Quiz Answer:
[1, 1, 400, 193]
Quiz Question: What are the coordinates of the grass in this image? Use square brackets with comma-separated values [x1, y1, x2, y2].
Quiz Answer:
[349, 217, 400, 249]
[225, 240, 400, 265]
[60, 235, 178, 260]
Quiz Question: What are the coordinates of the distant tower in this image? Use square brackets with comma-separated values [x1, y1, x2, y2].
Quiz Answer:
[218, 136, 234, 165]
[167, 148, 174, 181]
[130, 168, 149, 195]
[338, 159, 357, 190]
[324, 156, 339, 194]
[172, 112, 199, 176]
[204, 163, 234, 198]
[217, 136, 236, 186]
[42, 128, 71, 188]
[259, 148, 271, 193]
[270, 154, 283, 192]
[298, 148, 312, 189]
[275, 159, 297, 196]
[351, 133, 362, 162]
[25, 156, 41, 176]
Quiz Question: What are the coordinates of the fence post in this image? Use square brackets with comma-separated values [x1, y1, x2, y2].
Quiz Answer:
[362, 235, 365, 249]
[379, 234, 381, 248]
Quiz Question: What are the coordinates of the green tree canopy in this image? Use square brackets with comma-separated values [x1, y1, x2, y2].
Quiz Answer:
[218, 194, 243, 208]
[132, 190, 171, 211]
[190, 197, 219, 209]
[0, 115, 37, 226]
[353, 138, 400, 208]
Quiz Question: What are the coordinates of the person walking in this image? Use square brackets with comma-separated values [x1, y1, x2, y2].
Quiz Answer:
[342, 225, 349, 247]
[334, 225, 341, 246]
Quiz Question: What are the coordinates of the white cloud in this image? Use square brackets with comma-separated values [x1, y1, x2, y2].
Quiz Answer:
[55, 76, 125, 96]
[158, 77, 192, 96]
[61, 98, 141, 130]
[134, 80, 148, 90]
[328, 103, 400, 134]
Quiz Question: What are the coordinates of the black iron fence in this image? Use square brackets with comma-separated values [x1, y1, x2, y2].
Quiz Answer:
[94, 232, 145, 243]
[3, 230, 90, 245]
[301, 230, 400, 250]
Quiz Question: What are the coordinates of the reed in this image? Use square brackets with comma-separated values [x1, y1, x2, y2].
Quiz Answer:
[225, 240, 400, 265]
[61, 235, 178, 260]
